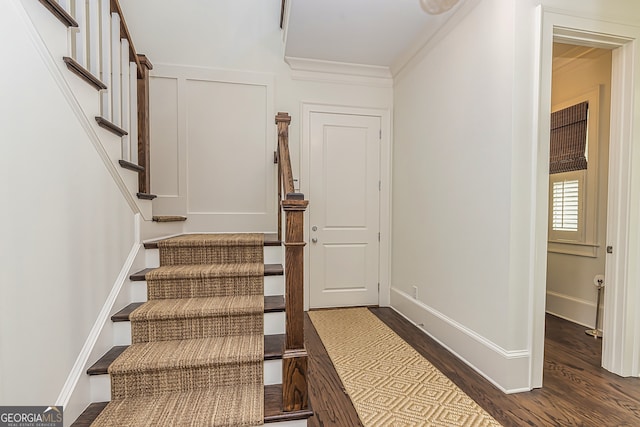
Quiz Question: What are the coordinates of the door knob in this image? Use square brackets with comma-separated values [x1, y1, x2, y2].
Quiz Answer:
[311, 238, 318, 243]
[312, 226, 318, 231]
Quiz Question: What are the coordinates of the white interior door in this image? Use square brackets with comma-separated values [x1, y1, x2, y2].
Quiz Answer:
[309, 112, 380, 308]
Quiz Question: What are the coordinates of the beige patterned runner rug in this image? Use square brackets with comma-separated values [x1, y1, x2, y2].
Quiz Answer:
[309, 308, 502, 427]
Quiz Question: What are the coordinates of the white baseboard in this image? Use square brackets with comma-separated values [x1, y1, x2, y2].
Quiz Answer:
[390, 287, 531, 393]
[546, 290, 599, 328]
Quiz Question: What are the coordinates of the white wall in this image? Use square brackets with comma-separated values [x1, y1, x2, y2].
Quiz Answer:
[546, 48, 612, 326]
[119, 0, 393, 232]
[392, 0, 640, 392]
[392, 0, 531, 392]
[0, 0, 139, 421]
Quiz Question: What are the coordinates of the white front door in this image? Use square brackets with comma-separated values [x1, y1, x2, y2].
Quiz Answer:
[309, 112, 380, 308]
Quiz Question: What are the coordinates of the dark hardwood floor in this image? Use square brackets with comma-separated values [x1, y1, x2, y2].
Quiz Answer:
[305, 308, 640, 427]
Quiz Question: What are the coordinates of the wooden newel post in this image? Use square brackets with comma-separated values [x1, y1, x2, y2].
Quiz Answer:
[137, 54, 153, 194]
[276, 112, 310, 412]
[282, 196, 309, 411]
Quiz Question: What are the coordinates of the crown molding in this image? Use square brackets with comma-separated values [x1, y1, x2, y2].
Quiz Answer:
[285, 56, 392, 79]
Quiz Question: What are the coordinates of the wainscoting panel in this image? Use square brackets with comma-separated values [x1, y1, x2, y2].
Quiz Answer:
[149, 65, 276, 232]
[149, 76, 179, 198]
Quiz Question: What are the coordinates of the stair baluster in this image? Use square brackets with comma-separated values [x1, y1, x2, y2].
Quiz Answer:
[41, 0, 153, 197]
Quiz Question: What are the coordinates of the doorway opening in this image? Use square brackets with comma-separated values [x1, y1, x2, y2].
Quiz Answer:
[544, 43, 612, 367]
[532, 13, 640, 387]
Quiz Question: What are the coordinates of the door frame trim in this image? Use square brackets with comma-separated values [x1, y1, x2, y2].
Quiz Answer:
[300, 103, 392, 311]
[532, 7, 640, 386]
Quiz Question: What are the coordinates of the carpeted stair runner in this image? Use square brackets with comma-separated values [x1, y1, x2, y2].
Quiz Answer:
[92, 233, 265, 427]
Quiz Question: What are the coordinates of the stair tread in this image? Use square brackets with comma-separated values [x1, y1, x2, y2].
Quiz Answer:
[264, 295, 285, 313]
[264, 384, 314, 423]
[113, 296, 284, 322]
[96, 116, 128, 136]
[87, 346, 128, 375]
[129, 295, 263, 321]
[130, 263, 283, 280]
[109, 335, 262, 374]
[63, 56, 106, 90]
[87, 385, 264, 427]
[145, 262, 265, 279]
[143, 233, 281, 249]
[89, 334, 285, 376]
[136, 192, 157, 200]
[38, 0, 79, 27]
[71, 402, 108, 427]
[152, 215, 187, 222]
[72, 387, 312, 426]
[111, 303, 144, 321]
[118, 159, 144, 173]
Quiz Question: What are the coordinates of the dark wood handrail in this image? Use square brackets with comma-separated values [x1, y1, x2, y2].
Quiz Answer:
[276, 112, 295, 197]
[275, 112, 309, 412]
[110, 0, 143, 78]
[109, 0, 153, 195]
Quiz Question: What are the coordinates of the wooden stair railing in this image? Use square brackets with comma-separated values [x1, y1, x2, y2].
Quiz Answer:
[276, 112, 309, 412]
[41, 0, 152, 197]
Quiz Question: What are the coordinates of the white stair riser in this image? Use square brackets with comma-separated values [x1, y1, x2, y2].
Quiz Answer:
[130, 275, 284, 302]
[264, 359, 281, 386]
[265, 275, 285, 296]
[145, 248, 159, 268]
[89, 356, 283, 401]
[114, 312, 284, 346]
[144, 246, 282, 269]
[90, 375, 111, 403]
[130, 280, 147, 302]
[264, 311, 285, 335]
[264, 246, 283, 265]
[268, 420, 308, 427]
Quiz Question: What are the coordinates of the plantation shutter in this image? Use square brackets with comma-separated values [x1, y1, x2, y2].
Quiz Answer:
[552, 179, 579, 231]
[549, 101, 588, 174]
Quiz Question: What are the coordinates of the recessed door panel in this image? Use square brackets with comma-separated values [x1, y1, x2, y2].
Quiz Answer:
[309, 112, 380, 308]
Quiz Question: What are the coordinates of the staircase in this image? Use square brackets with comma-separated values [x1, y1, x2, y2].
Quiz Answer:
[72, 233, 311, 426]
[27, 1, 311, 424]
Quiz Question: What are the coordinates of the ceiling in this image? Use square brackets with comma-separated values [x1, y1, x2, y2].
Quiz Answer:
[552, 43, 612, 72]
[283, 0, 468, 77]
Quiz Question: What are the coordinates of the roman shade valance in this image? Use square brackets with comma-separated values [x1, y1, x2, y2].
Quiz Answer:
[549, 101, 588, 174]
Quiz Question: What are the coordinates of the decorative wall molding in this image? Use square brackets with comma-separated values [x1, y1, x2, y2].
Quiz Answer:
[149, 64, 277, 232]
[391, 287, 531, 393]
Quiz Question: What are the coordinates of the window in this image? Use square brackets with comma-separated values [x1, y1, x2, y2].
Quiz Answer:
[549, 170, 584, 242]
[552, 179, 579, 231]
[547, 90, 601, 257]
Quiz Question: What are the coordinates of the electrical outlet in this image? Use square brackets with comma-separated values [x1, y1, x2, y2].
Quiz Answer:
[412, 286, 418, 299]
